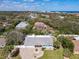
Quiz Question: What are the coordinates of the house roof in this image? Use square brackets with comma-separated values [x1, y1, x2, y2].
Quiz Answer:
[0, 37, 6, 47]
[16, 22, 28, 29]
[24, 35, 53, 46]
[34, 22, 47, 29]
[29, 13, 37, 19]
[59, 16, 64, 19]
[74, 36, 79, 40]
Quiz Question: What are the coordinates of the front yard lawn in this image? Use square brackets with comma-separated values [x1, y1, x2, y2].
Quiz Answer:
[70, 54, 79, 59]
[39, 48, 63, 59]
[0, 49, 6, 59]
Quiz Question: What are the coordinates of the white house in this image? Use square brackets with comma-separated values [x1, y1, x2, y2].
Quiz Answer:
[24, 35, 53, 49]
[14, 35, 54, 59]
[28, 13, 37, 19]
[59, 16, 64, 19]
[16, 22, 29, 30]
[73, 36, 79, 40]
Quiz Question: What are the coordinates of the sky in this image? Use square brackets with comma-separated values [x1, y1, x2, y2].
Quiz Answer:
[0, 0, 79, 11]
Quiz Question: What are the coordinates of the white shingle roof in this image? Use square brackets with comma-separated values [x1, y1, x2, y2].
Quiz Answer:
[74, 36, 79, 40]
[24, 35, 53, 46]
[16, 22, 28, 29]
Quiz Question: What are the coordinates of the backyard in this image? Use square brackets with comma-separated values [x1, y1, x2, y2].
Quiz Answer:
[70, 54, 79, 59]
[39, 48, 79, 59]
[39, 48, 64, 59]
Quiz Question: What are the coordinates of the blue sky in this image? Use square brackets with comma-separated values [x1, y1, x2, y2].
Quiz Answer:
[0, 0, 79, 11]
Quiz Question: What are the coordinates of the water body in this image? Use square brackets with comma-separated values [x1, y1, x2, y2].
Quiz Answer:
[0, 11, 79, 14]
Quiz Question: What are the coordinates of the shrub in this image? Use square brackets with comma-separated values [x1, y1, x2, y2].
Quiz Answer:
[6, 31, 25, 45]
[58, 36, 74, 52]
[11, 48, 19, 57]
[64, 48, 72, 57]
[4, 45, 14, 54]
[53, 40, 61, 49]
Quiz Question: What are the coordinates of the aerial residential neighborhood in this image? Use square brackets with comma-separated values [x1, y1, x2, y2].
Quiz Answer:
[0, 11, 79, 59]
[0, 0, 79, 59]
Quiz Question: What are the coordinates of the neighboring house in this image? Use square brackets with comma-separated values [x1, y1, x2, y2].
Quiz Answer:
[41, 14, 49, 18]
[28, 13, 37, 19]
[0, 36, 6, 48]
[58, 34, 79, 54]
[16, 22, 29, 30]
[3, 22, 12, 27]
[34, 22, 47, 30]
[24, 35, 53, 49]
[72, 36, 79, 54]
[59, 16, 64, 19]
[73, 36, 79, 40]
[72, 40, 79, 54]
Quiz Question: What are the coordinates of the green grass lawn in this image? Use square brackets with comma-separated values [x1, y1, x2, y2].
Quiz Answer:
[70, 54, 79, 59]
[0, 48, 21, 59]
[39, 48, 64, 59]
[0, 49, 6, 59]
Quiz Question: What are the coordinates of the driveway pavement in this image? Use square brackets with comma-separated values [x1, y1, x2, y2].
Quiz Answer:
[19, 46, 44, 59]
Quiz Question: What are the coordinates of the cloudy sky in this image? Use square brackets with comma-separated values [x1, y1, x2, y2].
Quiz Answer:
[0, 0, 79, 11]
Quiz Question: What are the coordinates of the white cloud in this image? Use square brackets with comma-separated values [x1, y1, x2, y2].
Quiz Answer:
[0, 0, 42, 11]
[23, 0, 34, 2]
[43, 0, 50, 2]
[23, 0, 50, 2]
